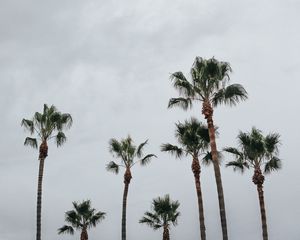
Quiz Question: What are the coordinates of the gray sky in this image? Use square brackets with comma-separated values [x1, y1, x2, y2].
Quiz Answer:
[0, 0, 299, 239]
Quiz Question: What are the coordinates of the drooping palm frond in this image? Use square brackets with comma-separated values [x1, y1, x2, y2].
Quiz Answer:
[170, 72, 194, 97]
[55, 131, 67, 147]
[226, 160, 249, 173]
[109, 138, 123, 158]
[87, 211, 106, 228]
[21, 119, 35, 135]
[136, 140, 148, 158]
[264, 156, 282, 174]
[58, 225, 75, 235]
[264, 133, 280, 156]
[202, 151, 223, 166]
[161, 144, 183, 158]
[106, 161, 120, 174]
[24, 137, 38, 149]
[168, 97, 192, 110]
[212, 84, 248, 107]
[139, 154, 157, 166]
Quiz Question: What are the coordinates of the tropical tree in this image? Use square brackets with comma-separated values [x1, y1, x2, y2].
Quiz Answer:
[168, 57, 248, 240]
[21, 104, 72, 240]
[58, 200, 106, 240]
[106, 136, 156, 240]
[161, 117, 212, 240]
[224, 127, 281, 240]
[139, 194, 180, 240]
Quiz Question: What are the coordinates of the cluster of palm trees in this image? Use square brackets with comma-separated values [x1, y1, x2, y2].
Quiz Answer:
[22, 57, 281, 240]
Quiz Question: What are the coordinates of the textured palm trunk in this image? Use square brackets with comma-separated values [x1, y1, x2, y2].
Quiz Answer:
[122, 168, 132, 240]
[202, 100, 228, 240]
[253, 167, 268, 240]
[192, 157, 206, 240]
[162, 225, 170, 240]
[36, 140, 48, 240]
[80, 227, 88, 240]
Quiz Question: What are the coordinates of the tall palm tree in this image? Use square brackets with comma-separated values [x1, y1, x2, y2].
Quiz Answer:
[21, 104, 72, 240]
[161, 117, 211, 240]
[224, 127, 281, 240]
[106, 135, 156, 240]
[139, 194, 180, 240]
[58, 200, 106, 240]
[168, 57, 248, 240]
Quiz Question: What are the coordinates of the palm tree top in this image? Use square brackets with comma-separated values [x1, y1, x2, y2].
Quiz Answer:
[106, 135, 156, 174]
[58, 200, 106, 235]
[139, 194, 180, 229]
[168, 57, 248, 110]
[21, 104, 72, 148]
[224, 127, 281, 174]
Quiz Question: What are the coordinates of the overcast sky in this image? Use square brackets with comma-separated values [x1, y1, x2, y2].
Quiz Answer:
[0, 0, 300, 239]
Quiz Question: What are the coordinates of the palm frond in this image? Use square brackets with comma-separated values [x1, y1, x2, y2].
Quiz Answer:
[212, 84, 248, 107]
[264, 156, 282, 174]
[106, 161, 120, 174]
[170, 72, 194, 97]
[168, 97, 192, 110]
[140, 154, 157, 166]
[55, 131, 67, 147]
[88, 211, 106, 228]
[226, 160, 249, 173]
[109, 138, 123, 158]
[21, 119, 35, 134]
[24, 137, 38, 149]
[264, 133, 280, 155]
[58, 225, 74, 235]
[161, 144, 183, 158]
[202, 151, 222, 166]
[136, 140, 148, 158]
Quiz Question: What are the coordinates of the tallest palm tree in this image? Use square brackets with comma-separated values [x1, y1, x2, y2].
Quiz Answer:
[168, 57, 248, 240]
[21, 104, 72, 240]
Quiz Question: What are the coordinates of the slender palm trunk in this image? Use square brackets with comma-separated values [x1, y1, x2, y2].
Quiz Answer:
[122, 168, 132, 240]
[202, 101, 228, 240]
[80, 227, 88, 240]
[36, 141, 48, 240]
[253, 168, 268, 240]
[163, 225, 170, 240]
[192, 158, 206, 240]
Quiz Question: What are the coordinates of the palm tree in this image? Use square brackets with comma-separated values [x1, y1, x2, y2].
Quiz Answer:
[106, 135, 156, 240]
[139, 194, 180, 240]
[168, 57, 248, 240]
[21, 104, 72, 240]
[58, 200, 106, 240]
[161, 117, 211, 240]
[224, 127, 281, 240]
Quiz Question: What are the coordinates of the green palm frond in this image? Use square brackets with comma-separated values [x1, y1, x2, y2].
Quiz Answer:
[109, 138, 123, 158]
[170, 72, 194, 97]
[161, 144, 183, 158]
[136, 140, 148, 158]
[168, 97, 192, 110]
[55, 131, 67, 147]
[264, 157, 282, 174]
[87, 211, 106, 228]
[24, 137, 38, 149]
[21, 119, 35, 134]
[202, 151, 223, 166]
[264, 133, 280, 155]
[106, 161, 120, 174]
[140, 154, 157, 166]
[226, 160, 249, 173]
[58, 225, 74, 235]
[212, 84, 248, 107]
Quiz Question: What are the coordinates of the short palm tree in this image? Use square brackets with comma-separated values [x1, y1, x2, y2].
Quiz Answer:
[161, 117, 210, 240]
[139, 194, 180, 240]
[106, 136, 156, 240]
[224, 127, 281, 240]
[58, 200, 106, 240]
[168, 57, 248, 240]
[21, 104, 72, 240]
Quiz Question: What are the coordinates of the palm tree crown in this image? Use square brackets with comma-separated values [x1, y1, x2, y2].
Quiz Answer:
[58, 200, 106, 236]
[168, 57, 248, 110]
[106, 135, 156, 174]
[139, 194, 180, 230]
[161, 117, 210, 161]
[224, 127, 281, 173]
[21, 104, 73, 149]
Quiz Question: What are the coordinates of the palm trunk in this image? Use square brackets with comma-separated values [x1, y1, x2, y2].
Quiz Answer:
[80, 227, 88, 240]
[163, 225, 170, 240]
[253, 168, 268, 240]
[36, 141, 48, 240]
[202, 101, 228, 240]
[192, 158, 206, 240]
[122, 168, 132, 240]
